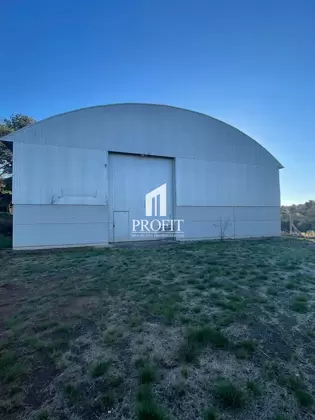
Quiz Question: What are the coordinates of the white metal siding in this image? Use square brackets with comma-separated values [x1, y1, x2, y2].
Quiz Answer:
[235, 221, 280, 238]
[176, 158, 280, 207]
[176, 206, 280, 240]
[13, 205, 109, 248]
[234, 206, 280, 221]
[176, 206, 235, 221]
[8, 104, 282, 168]
[13, 143, 108, 205]
[14, 204, 108, 224]
[179, 220, 235, 239]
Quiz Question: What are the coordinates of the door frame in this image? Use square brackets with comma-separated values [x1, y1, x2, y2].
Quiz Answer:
[113, 210, 130, 243]
[107, 151, 176, 243]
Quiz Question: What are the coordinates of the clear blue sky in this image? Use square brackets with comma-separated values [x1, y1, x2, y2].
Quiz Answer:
[1, 0, 314, 205]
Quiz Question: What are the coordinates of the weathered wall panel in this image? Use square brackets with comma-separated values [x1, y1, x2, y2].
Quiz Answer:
[13, 143, 107, 205]
[14, 205, 109, 224]
[235, 220, 280, 238]
[176, 206, 234, 221]
[179, 220, 235, 239]
[176, 158, 280, 207]
[234, 206, 280, 221]
[13, 205, 109, 248]
[176, 206, 280, 240]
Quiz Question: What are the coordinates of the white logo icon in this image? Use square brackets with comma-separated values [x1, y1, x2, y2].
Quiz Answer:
[145, 183, 167, 217]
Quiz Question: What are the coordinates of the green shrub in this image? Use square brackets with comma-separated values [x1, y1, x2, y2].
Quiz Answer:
[139, 363, 156, 384]
[246, 380, 261, 397]
[294, 389, 314, 407]
[203, 408, 219, 419]
[235, 340, 257, 359]
[291, 298, 308, 313]
[63, 383, 81, 403]
[0, 212, 12, 236]
[214, 379, 245, 409]
[179, 326, 229, 363]
[89, 359, 112, 378]
[278, 374, 313, 407]
[136, 384, 167, 420]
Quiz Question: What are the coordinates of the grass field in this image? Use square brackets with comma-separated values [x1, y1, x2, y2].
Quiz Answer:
[0, 238, 315, 420]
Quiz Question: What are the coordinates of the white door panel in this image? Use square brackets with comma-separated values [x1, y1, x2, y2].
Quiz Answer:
[109, 153, 174, 242]
[113, 211, 129, 242]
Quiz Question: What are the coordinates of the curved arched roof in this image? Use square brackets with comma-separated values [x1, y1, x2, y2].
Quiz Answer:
[3, 103, 283, 168]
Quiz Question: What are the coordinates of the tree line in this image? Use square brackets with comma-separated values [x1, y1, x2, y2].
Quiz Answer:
[281, 201, 315, 233]
[0, 114, 35, 195]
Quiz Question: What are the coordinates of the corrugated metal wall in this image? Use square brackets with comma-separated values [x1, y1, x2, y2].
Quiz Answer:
[13, 143, 109, 248]
[13, 143, 108, 205]
[13, 205, 109, 248]
[176, 158, 280, 207]
[175, 157, 280, 240]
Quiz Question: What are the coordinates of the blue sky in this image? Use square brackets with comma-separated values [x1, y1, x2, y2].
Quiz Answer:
[1, 0, 314, 205]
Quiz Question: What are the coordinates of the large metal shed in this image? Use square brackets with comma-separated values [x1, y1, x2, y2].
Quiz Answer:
[3, 104, 283, 249]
